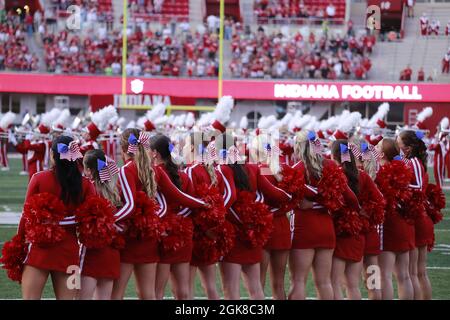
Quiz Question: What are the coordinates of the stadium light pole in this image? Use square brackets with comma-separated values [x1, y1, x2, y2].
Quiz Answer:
[121, 0, 128, 109]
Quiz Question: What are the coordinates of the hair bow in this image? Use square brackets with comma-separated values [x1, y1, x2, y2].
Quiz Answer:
[308, 131, 323, 154]
[415, 130, 425, 140]
[393, 154, 411, 165]
[348, 143, 361, 159]
[57, 141, 83, 161]
[340, 143, 351, 163]
[360, 142, 372, 161]
[265, 143, 281, 158]
[97, 157, 119, 183]
[205, 141, 218, 164]
[127, 131, 151, 154]
[368, 144, 382, 162]
[168, 143, 175, 153]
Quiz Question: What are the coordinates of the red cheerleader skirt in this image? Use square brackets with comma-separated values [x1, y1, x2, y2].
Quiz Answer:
[415, 212, 434, 248]
[334, 234, 365, 262]
[381, 211, 415, 252]
[264, 213, 291, 251]
[222, 237, 263, 265]
[364, 227, 381, 256]
[120, 236, 159, 264]
[24, 227, 79, 273]
[80, 245, 120, 279]
[159, 216, 193, 264]
[291, 208, 336, 250]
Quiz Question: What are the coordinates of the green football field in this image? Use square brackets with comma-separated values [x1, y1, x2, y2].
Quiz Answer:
[0, 158, 449, 299]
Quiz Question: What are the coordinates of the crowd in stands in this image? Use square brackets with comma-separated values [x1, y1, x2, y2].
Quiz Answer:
[0, 10, 39, 72]
[41, 23, 219, 77]
[254, 0, 343, 22]
[419, 13, 450, 37]
[229, 25, 375, 80]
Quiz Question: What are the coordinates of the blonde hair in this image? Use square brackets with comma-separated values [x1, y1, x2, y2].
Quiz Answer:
[190, 131, 218, 186]
[294, 130, 323, 183]
[83, 149, 123, 207]
[350, 136, 377, 180]
[120, 128, 157, 198]
[250, 133, 281, 180]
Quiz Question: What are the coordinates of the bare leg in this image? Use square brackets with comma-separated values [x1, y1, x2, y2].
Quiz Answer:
[379, 251, 396, 299]
[111, 263, 133, 300]
[331, 256, 345, 300]
[21, 265, 49, 300]
[409, 248, 421, 299]
[220, 262, 241, 300]
[134, 263, 157, 300]
[198, 264, 220, 300]
[155, 263, 171, 299]
[189, 265, 197, 299]
[94, 279, 114, 300]
[260, 249, 270, 293]
[363, 255, 382, 300]
[268, 250, 289, 300]
[288, 249, 314, 300]
[312, 249, 334, 300]
[394, 251, 413, 300]
[170, 262, 191, 300]
[242, 263, 265, 300]
[78, 276, 97, 300]
[344, 260, 363, 300]
[51, 271, 77, 300]
[417, 245, 432, 300]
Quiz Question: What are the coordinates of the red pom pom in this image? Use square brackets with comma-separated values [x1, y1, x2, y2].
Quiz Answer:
[76, 196, 117, 249]
[0, 234, 28, 282]
[278, 165, 305, 207]
[334, 207, 364, 236]
[426, 184, 446, 210]
[160, 214, 193, 252]
[359, 193, 386, 227]
[192, 184, 226, 231]
[400, 189, 427, 224]
[232, 191, 273, 248]
[317, 162, 347, 212]
[23, 193, 67, 245]
[125, 191, 162, 240]
[192, 220, 236, 263]
[375, 161, 412, 217]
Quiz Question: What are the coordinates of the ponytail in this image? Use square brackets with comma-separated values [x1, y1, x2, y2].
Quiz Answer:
[399, 130, 428, 168]
[331, 140, 360, 196]
[120, 128, 157, 198]
[150, 134, 181, 189]
[51, 135, 83, 205]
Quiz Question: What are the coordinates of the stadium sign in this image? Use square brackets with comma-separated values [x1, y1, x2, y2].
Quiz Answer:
[274, 84, 422, 101]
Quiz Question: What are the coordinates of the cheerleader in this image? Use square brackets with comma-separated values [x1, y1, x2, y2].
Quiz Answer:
[182, 132, 223, 300]
[250, 134, 293, 300]
[330, 140, 384, 300]
[78, 149, 122, 299]
[351, 139, 383, 300]
[149, 134, 207, 300]
[397, 130, 433, 300]
[19, 135, 95, 299]
[216, 134, 287, 300]
[111, 128, 161, 300]
[375, 138, 414, 300]
[289, 131, 359, 300]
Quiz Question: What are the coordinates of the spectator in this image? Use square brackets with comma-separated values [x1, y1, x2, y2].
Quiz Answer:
[417, 67, 425, 81]
[428, 19, 440, 36]
[326, 3, 336, 20]
[446, 20, 450, 36]
[154, 0, 164, 13]
[442, 52, 450, 74]
[406, 0, 415, 18]
[420, 13, 428, 36]
[400, 65, 412, 80]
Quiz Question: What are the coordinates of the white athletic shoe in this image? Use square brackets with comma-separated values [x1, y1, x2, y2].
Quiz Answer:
[1, 167, 10, 171]
[19, 171, 28, 176]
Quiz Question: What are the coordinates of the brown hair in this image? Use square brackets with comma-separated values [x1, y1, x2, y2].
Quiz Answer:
[381, 138, 400, 162]
[330, 140, 360, 195]
[399, 130, 428, 168]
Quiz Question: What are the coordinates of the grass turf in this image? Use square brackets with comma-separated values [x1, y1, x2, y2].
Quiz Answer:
[0, 158, 449, 299]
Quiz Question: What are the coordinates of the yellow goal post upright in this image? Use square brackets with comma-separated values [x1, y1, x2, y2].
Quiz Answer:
[119, 0, 225, 114]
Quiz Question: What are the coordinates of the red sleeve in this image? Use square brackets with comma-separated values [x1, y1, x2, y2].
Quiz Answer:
[257, 169, 292, 203]
[217, 164, 237, 210]
[18, 173, 40, 236]
[360, 171, 383, 204]
[157, 167, 205, 209]
[115, 165, 137, 222]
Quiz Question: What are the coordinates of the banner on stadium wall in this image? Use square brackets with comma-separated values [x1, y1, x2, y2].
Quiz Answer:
[89, 94, 196, 110]
[1, 73, 450, 103]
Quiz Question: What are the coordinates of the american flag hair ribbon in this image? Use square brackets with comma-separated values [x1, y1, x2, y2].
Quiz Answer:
[265, 143, 281, 158]
[57, 141, 83, 161]
[393, 155, 411, 165]
[226, 145, 242, 164]
[360, 143, 372, 161]
[97, 157, 119, 183]
[127, 131, 151, 154]
[348, 143, 362, 159]
[340, 143, 351, 163]
[368, 144, 382, 162]
[205, 141, 218, 164]
[307, 131, 323, 154]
